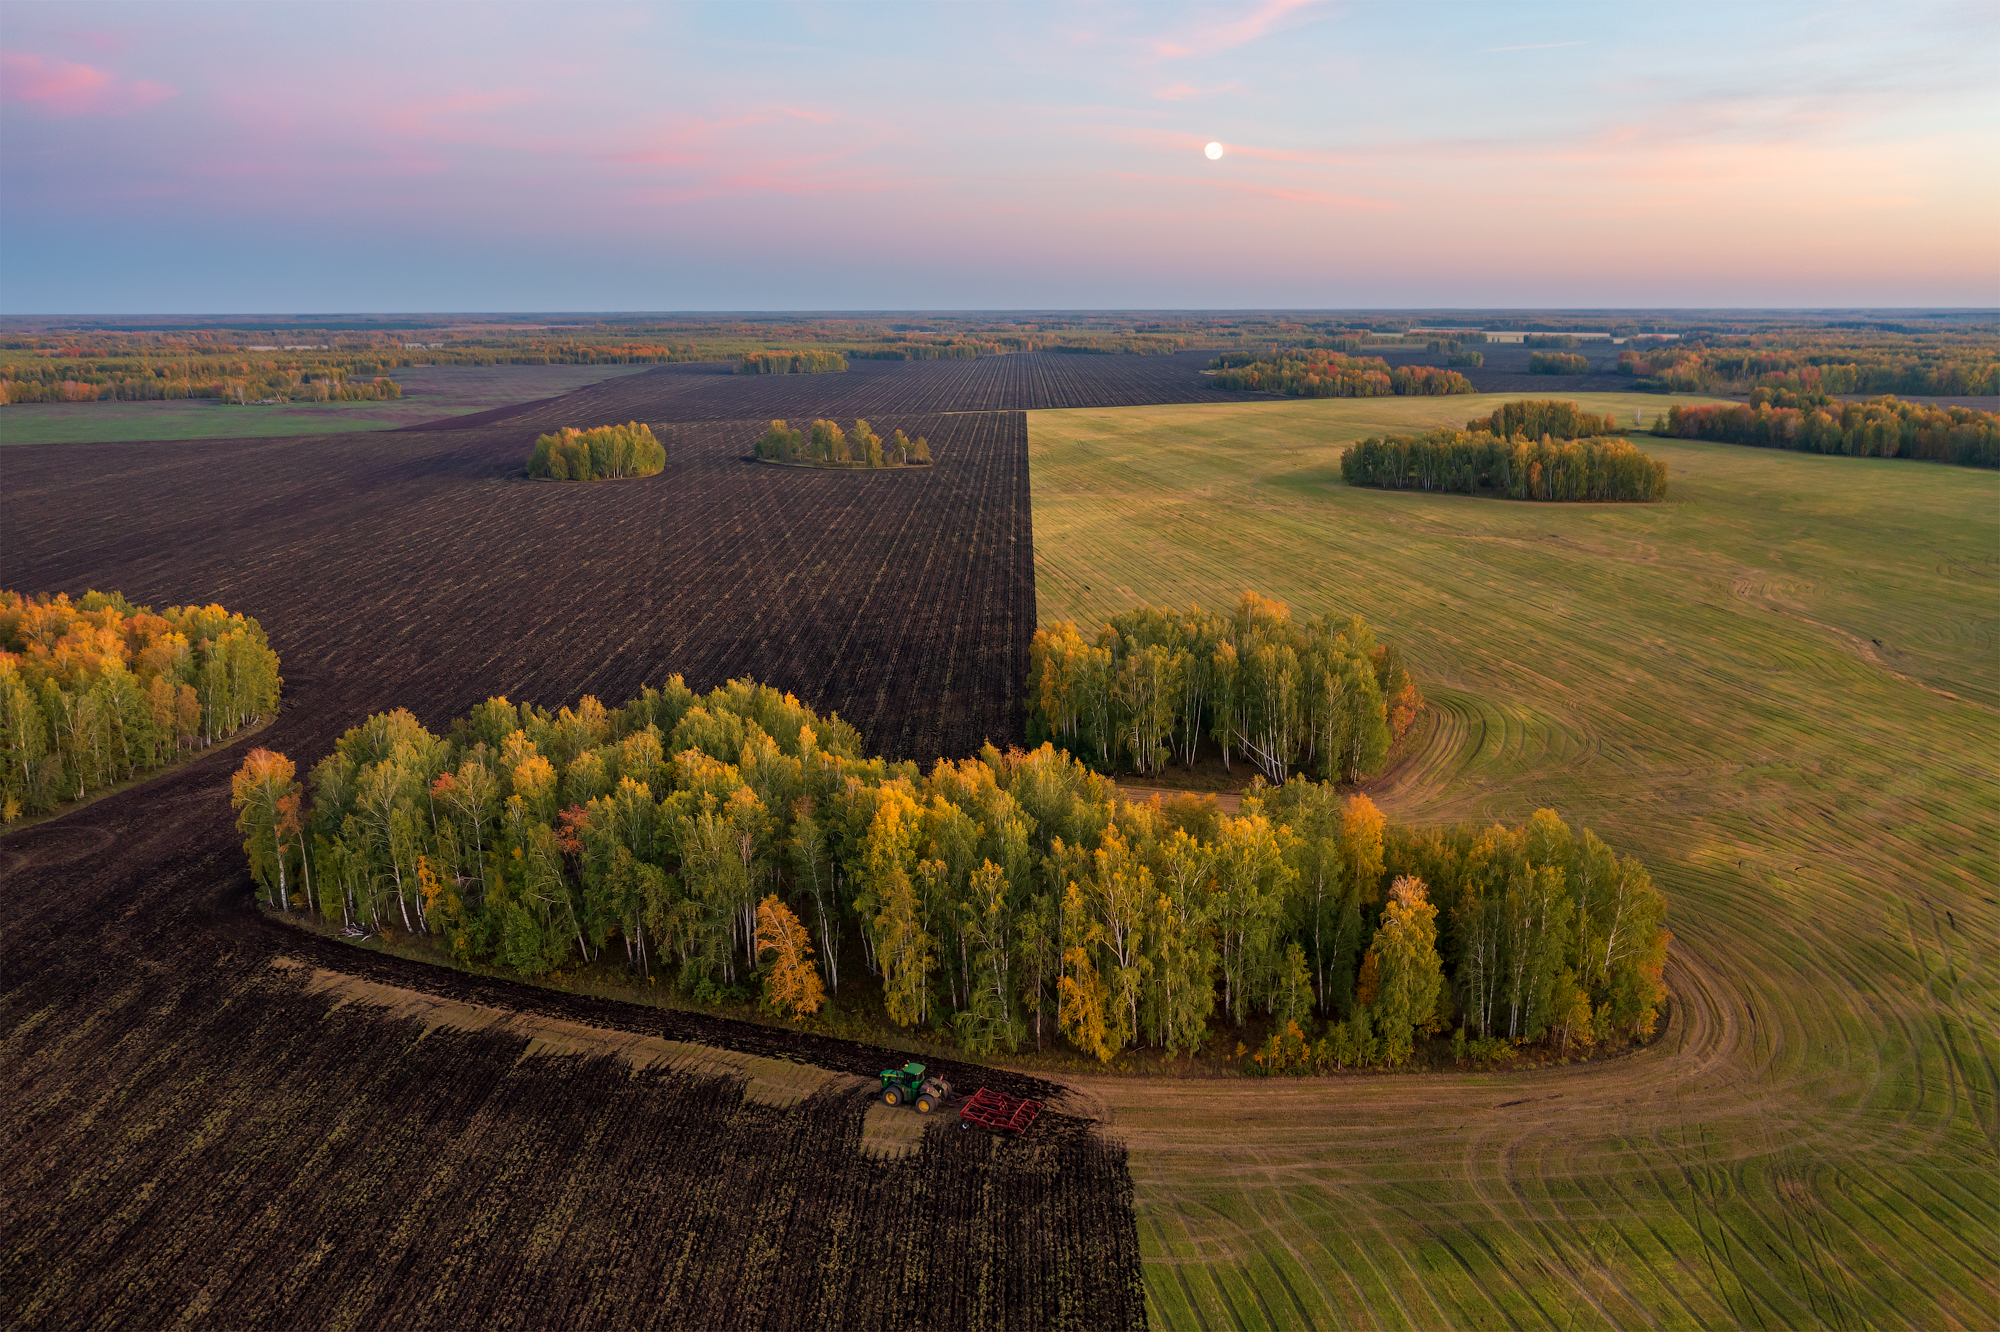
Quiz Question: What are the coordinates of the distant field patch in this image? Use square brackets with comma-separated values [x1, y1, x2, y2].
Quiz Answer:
[0, 363, 657, 445]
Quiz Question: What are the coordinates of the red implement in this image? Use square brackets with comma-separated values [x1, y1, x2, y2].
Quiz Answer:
[958, 1086, 1043, 1134]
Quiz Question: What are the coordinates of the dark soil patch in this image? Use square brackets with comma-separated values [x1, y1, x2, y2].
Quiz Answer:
[0, 366, 1152, 1327]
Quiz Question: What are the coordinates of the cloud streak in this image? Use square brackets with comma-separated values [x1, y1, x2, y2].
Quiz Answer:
[1148, 0, 1327, 60]
[0, 1, 1990, 309]
[1, 51, 173, 116]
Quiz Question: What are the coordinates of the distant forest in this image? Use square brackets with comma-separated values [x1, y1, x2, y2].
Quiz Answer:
[236, 674, 1667, 1070]
[8, 314, 1992, 409]
[2, 591, 281, 821]
[1619, 333, 2000, 396]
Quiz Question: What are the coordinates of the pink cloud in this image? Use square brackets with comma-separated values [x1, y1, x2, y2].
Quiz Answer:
[1, 52, 174, 116]
[1153, 80, 1243, 101]
[1149, 0, 1325, 61]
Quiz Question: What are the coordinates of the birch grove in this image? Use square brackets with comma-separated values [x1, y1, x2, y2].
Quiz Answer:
[239, 675, 1668, 1067]
[1028, 592, 1420, 785]
[4, 590, 282, 822]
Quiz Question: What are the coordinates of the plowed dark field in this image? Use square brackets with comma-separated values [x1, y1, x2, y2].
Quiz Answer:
[0, 359, 1161, 1329]
[404, 348, 1260, 431]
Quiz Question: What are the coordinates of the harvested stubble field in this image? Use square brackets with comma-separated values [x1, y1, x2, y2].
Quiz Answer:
[1, 364, 1152, 1328]
[1031, 394, 1999, 1329]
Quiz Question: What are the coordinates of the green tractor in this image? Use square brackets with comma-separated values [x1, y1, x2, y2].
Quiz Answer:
[878, 1062, 953, 1114]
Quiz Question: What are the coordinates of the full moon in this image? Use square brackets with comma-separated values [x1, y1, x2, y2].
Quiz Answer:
[1204, 141, 1224, 160]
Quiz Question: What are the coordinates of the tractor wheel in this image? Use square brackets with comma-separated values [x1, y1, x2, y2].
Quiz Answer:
[882, 1086, 903, 1107]
[915, 1095, 935, 1114]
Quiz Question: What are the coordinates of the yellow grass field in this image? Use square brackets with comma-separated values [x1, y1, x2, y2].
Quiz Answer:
[1028, 393, 1999, 1329]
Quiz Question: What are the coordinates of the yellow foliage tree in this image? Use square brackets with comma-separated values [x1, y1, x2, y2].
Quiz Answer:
[1057, 879, 1116, 1061]
[1369, 876, 1445, 1065]
[755, 894, 825, 1020]
[231, 747, 298, 909]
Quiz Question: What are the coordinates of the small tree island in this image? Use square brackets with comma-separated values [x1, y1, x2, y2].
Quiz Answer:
[755, 418, 931, 468]
[527, 422, 666, 481]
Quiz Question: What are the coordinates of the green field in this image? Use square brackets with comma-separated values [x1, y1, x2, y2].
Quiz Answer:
[1029, 394, 1999, 1329]
[0, 363, 657, 446]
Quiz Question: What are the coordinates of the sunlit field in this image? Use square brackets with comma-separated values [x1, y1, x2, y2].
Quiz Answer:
[1030, 393, 1999, 1330]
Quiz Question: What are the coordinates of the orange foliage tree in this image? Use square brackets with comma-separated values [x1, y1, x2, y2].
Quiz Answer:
[756, 894, 826, 1020]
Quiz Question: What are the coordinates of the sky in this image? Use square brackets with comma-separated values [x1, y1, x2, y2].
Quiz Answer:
[2, 0, 1996, 313]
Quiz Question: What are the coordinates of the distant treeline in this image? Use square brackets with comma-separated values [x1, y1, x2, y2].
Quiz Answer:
[1658, 395, 1999, 469]
[528, 423, 666, 481]
[1619, 337, 2000, 397]
[0, 341, 709, 406]
[1, 590, 281, 821]
[738, 350, 848, 375]
[846, 341, 990, 361]
[755, 418, 930, 468]
[1029, 594, 1420, 784]
[1209, 350, 1475, 397]
[1529, 352, 1590, 375]
[0, 360, 403, 405]
[235, 675, 1667, 1066]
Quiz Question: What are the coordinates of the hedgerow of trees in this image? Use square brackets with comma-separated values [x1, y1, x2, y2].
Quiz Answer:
[2, 590, 281, 822]
[527, 423, 666, 481]
[235, 676, 1668, 1067]
[1343, 429, 1669, 502]
[1657, 395, 1999, 469]
[1529, 351, 1590, 375]
[1028, 594, 1422, 784]
[1208, 350, 1475, 397]
[754, 418, 930, 468]
[738, 350, 848, 375]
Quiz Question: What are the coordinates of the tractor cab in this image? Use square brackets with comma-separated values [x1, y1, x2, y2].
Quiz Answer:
[877, 1062, 953, 1114]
